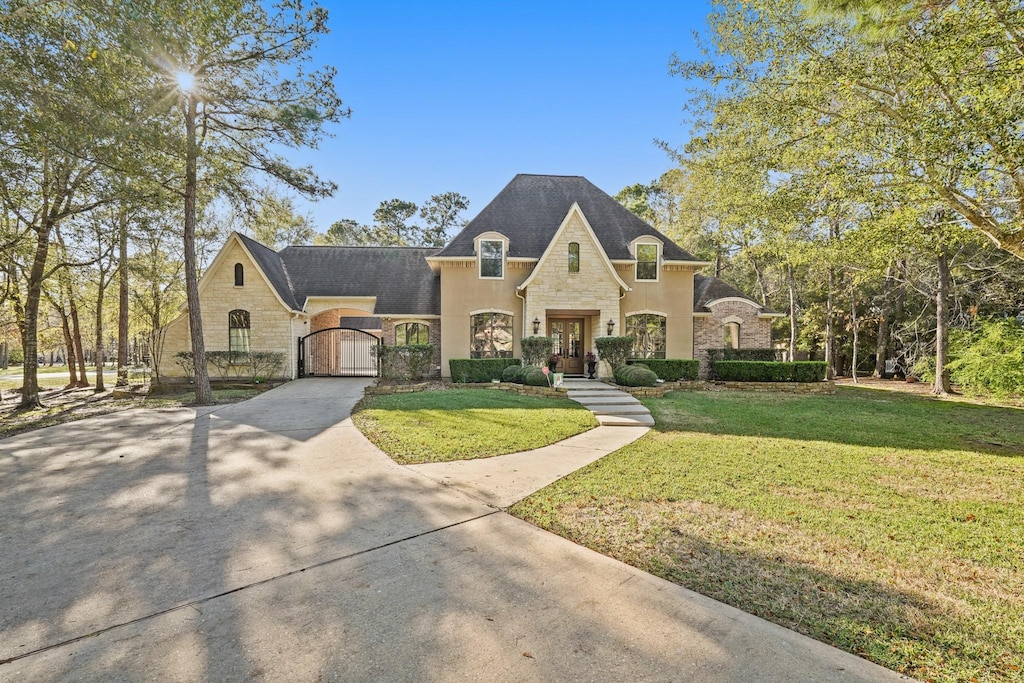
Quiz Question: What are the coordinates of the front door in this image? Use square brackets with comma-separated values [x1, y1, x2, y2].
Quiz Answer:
[548, 318, 585, 375]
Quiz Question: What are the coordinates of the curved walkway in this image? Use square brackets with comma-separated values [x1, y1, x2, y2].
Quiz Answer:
[0, 379, 907, 682]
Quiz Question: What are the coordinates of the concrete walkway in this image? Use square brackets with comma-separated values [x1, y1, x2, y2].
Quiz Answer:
[0, 379, 908, 682]
[563, 377, 655, 426]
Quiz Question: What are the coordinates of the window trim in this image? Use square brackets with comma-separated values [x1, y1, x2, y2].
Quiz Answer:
[228, 309, 251, 360]
[234, 263, 244, 287]
[478, 239, 505, 280]
[625, 312, 667, 359]
[469, 311, 514, 359]
[635, 243, 660, 282]
[568, 242, 580, 273]
[395, 322, 430, 346]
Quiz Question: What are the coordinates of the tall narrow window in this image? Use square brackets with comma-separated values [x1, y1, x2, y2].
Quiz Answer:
[568, 242, 580, 273]
[396, 322, 429, 346]
[234, 263, 244, 286]
[479, 240, 504, 278]
[470, 313, 513, 358]
[228, 309, 251, 359]
[724, 322, 740, 349]
[626, 314, 666, 359]
[635, 244, 658, 281]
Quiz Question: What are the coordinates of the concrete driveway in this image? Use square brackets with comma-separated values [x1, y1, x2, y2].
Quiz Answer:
[0, 379, 907, 681]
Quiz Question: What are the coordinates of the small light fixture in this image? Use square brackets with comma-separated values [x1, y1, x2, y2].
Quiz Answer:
[606, 318, 616, 335]
[532, 317, 541, 335]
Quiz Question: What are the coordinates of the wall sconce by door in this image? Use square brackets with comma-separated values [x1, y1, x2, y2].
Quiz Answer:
[606, 318, 616, 335]
[532, 317, 541, 335]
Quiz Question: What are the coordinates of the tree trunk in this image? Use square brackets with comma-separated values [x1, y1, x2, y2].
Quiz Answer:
[824, 267, 835, 379]
[94, 271, 106, 393]
[934, 249, 952, 395]
[183, 95, 212, 404]
[117, 204, 129, 386]
[873, 263, 894, 378]
[850, 280, 859, 384]
[54, 294, 78, 387]
[18, 220, 51, 409]
[66, 278, 89, 388]
[787, 263, 797, 362]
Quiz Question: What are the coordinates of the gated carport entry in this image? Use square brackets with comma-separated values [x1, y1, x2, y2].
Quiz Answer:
[298, 327, 381, 377]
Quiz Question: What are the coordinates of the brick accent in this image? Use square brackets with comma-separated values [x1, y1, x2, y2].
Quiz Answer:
[693, 299, 774, 378]
[380, 318, 442, 378]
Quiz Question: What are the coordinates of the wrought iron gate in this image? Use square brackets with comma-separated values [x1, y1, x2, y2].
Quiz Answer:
[298, 327, 381, 377]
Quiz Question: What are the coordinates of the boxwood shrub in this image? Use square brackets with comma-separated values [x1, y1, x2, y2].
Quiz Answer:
[501, 363, 525, 384]
[713, 360, 827, 383]
[594, 336, 634, 369]
[522, 366, 551, 387]
[705, 347, 779, 363]
[627, 358, 699, 381]
[613, 363, 658, 387]
[449, 358, 521, 383]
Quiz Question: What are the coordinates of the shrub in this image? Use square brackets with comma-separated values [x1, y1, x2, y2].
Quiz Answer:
[206, 351, 250, 378]
[705, 347, 779, 364]
[520, 336, 554, 367]
[713, 360, 827, 382]
[377, 345, 435, 382]
[628, 358, 699, 381]
[614, 363, 658, 387]
[174, 351, 195, 379]
[449, 357, 521, 383]
[249, 351, 285, 380]
[522, 366, 551, 387]
[8, 347, 24, 364]
[501, 364, 524, 383]
[947, 317, 1024, 397]
[594, 336, 633, 369]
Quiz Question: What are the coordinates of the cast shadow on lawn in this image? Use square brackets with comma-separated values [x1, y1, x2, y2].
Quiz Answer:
[646, 386, 1024, 458]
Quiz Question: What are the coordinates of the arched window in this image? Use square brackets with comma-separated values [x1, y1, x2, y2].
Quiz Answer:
[724, 322, 741, 349]
[234, 263, 244, 286]
[228, 309, 251, 358]
[470, 312, 513, 358]
[568, 242, 580, 273]
[396, 322, 430, 346]
[625, 314, 666, 359]
[479, 240, 504, 278]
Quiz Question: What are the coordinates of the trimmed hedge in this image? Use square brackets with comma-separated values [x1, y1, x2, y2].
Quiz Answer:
[614, 363, 658, 387]
[522, 366, 551, 387]
[501, 363, 525, 384]
[520, 336, 554, 367]
[713, 361, 827, 383]
[594, 336, 634, 369]
[376, 344, 434, 382]
[449, 358, 521, 383]
[627, 358, 699, 381]
[705, 347, 779, 363]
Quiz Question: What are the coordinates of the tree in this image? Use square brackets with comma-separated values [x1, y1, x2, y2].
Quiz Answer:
[245, 189, 316, 249]
[319, 218, 373, 246]
[372, 199, 419, 246]
[121, 0, 348, 404]
[419, 192, 469, 247]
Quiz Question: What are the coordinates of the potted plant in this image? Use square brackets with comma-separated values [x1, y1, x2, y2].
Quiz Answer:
[548, 353, 561, 373]
[585, 351, 597, 379]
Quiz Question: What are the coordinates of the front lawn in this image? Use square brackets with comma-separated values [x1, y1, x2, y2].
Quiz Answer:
[511, 387, 1024, 683]
[352, 389, 597, 464]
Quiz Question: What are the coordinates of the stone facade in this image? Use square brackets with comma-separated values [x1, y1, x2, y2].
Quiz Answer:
[159, 238, 296, 379]
[693, 299, 774, 378]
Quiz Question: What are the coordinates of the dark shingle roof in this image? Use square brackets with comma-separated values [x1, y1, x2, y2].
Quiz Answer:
[693, 274, 779, 314]
[236, 233, 300, 310]
[435, 174, 699, 261]
[278, 245, 440, 315]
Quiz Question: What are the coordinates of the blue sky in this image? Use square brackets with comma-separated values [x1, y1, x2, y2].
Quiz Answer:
[291, 1, 711, 231]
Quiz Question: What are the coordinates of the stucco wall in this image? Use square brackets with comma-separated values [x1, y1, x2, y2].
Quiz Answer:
[158, 238, 295, 379]
[618, 263, 697, 359]
[693, 299, 775, 377]
[438, 259, 530, 376]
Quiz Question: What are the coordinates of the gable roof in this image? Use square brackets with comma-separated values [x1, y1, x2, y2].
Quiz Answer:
[279, 245, 440, 315]
[233, 233, 440, 315]
[435, 174, 701, 261]
[693, 273, 780, 314]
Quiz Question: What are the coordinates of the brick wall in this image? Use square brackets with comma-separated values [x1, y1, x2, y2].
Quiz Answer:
[693, 300, 773, 378]
[380, 318, 443, 378]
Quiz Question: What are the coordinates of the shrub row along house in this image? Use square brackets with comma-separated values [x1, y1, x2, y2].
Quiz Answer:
[158, 174, 781, 381]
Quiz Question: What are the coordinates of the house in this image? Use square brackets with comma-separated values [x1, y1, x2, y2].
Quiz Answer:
[157, 174, 781, 381]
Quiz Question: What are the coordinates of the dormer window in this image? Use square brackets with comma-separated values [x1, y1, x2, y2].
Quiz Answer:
[479, 240, 504, 279]
[636, 244, 659, 281]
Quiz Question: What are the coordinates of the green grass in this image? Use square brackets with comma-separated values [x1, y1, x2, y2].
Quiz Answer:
[511, 387, 1024, 683]
[352, 389, 597, 464]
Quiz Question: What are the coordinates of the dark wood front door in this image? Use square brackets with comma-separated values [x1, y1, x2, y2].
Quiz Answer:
[548, 318, 585, 375]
